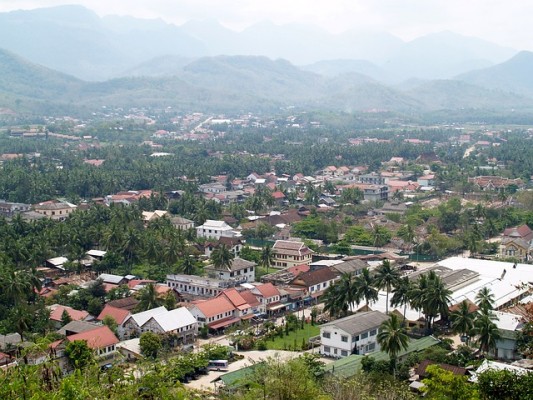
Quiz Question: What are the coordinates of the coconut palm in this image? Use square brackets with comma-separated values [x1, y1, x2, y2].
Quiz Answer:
[377, 314, 410, 374]
[450, 300, 475, 343]
[323, 273, 356, 318]
[211, 244, 234, 271]
[473, 311, 501, 354]
[390, 276, 412, 324]
[374, 260, 400, 314]
[475, 287, 495, 313]
[260, 245, 275, 274]
[353, 268, 378, 310]
[136, 283, 162, 312]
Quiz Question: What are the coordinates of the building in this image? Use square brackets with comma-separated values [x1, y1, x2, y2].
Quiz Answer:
[203, 237, 244, 258]
[205, 257, 256, 283]
[499, 225, 533, 262]
[97, 305, 131, 339]
[492, 311, 524, 360]
[170, 216, 195, 230]
[320, 311, 389, 358]
[140, 307, 198, 345]
[0, 201, 31, 217]
[290, 267, 340, 300]
[358, 173, 386, 185]
[250, 283, 282, 314]
[66, 325, 119, 365]
[272, 240, 314, 268]
[48, 305, 90, 328]
[121, 306, 168, 339]
[166, 274, 244, 298]
[188, 296, 239, 330]
[33, 200, 76, 221]
[196, 220, 239, 240]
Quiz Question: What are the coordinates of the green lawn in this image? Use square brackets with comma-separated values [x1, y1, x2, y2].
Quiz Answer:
[265, 323, 321, 351]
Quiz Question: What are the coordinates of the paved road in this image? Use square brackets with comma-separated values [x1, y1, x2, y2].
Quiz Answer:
[185, 350, 299, 391]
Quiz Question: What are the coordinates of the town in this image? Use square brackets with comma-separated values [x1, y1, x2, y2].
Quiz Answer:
[0, 108, 532, 399]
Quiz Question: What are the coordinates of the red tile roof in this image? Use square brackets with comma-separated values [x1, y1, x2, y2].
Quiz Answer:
[219, 289, 248, 307]
[192, 296, 235, 318]
[286, 264, 310, 277]
[50, 305, 89, 322]
[254, 283, 280, 298]
[66, 326, 119, 349]
[97, 305, 130, 325]
[239, 290, 261, 307]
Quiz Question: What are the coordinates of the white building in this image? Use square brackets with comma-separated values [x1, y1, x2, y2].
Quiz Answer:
[196, 220, 239, 240]
[320, 311, 389, 358]
[166, 274, 242, 298]
[204, 257, 256, 283]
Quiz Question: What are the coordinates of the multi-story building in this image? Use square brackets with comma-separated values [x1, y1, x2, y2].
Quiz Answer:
[272, 240, 314, 268]
[320, 311, 389, 358]
[205, 257, 256, 282]
[196, 220, 239, 240]
[166, 274, 242, 298]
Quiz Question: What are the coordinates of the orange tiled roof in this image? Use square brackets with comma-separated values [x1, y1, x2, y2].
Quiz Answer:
[66, 326, 119, 349]
[97, 305, 130, 325]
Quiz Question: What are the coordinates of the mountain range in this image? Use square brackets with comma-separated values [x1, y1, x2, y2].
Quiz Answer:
[0, 5, 517, 82]
[2, 46, 533, 117]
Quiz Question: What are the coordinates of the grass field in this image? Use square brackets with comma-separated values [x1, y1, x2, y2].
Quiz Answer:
[265, 323, 321, 351]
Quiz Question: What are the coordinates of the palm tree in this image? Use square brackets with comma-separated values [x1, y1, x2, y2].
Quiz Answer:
[353, 268, 378, 310]
[260, 245, 275, 274]
[450, 300, 475, 343]
[377, 314, 410, 374]
[323, 273, 356, 318]
[136, 283, 162, 312]
[476, 287, 495, 313]
[391, 276, 412, 324]
[374, 260, 400, 314]
[2, 269, 31, 306]
[179, 255, 196, 275]
[474, 311, 501, 354]
[410, 271, 452, 333]
[211, 244, 234, 271]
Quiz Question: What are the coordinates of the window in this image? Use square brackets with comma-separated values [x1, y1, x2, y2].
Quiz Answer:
[323, 346, 331, 353]
[322, 331, 331, 339]
[341, 350, 348, 357]
[367, 343, 376, 351]
[341, 335, 348, 342]
[323, 283, 327, 288]
[352, 336, 357, 342]
[370, 329, 377, 336]
[361, 332, 368, 339]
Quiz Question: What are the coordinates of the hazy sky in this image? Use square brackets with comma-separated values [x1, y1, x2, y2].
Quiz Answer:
[0, 0, 531, 50]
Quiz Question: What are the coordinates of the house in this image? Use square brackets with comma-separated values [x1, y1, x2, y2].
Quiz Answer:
[203, 237, 244, 258]
[66, 325, 119, 364]
[417, 174, 435, 187]
[491, 311, 524, 360]
[188, 296, 239, 330]
[97, 305, 131, 339]
[272, 240, 314, 268]
[329, 259, 368, 276]
[141, 307, 198, 345]
[170, 216, 195, 230]
[49, 305, 90, 327]
[319, 311, 389, 358]
[107, 297, 139, 311]
[33, 200, 76, 221]
[204, 257, 256, 283]
[261, 264, 311, 285]
[0, 201, 31, 217]
[142, 210, 167, 223]
[57, 320, 101, 336]
[97, 273, 127, 286]
[358, 173, 386, 185]
[199, 183, 227, 194]
[250, 283, 283, 314]
[499, 225, 533, 262]
[217, 289, 255, 319]
[290, 267, 340, 301]
[121, 306, 168, 339]
[45, 256, 69, 270]
[196, 220, 239, 240]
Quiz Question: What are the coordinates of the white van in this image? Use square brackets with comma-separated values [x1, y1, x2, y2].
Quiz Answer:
[208, 360, 229, 371]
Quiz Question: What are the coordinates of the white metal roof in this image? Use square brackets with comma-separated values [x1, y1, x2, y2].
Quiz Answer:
[152, 307, 197, 332]
[129, 306, 168, 327]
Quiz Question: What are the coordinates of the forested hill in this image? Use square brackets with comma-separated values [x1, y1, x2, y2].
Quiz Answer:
[1, 48, 533, 116]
